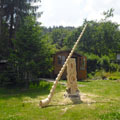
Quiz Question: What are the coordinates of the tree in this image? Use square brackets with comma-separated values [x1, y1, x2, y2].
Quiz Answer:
[66, 18, 120, 58]
[0, 0, 2, 35]
[103, 8, 114, 20]
[0, 0, 42, 64]
[1, 0, 41, 48]
[47, 26, 75, 50]
[0, 22, 9, 60]
[9, 16, 55, 87]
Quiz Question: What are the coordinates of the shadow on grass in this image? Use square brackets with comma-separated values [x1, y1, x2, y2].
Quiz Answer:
[0, 81, 53, 100]
[0, 87, 50, 100]
[43, 103, 75, 108]
[42, 101, 96, 108]
[0, 81, 65, 101]
[79, 80, 91, 82]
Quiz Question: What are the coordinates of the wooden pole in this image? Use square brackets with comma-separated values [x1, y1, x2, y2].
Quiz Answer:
[40, 24, 87, 107]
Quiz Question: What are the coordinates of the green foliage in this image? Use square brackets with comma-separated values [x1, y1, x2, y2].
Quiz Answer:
[66, 27, 81, 50]
[0, 22, 9, 59]
[99, 55, 110, 71]
[1, 7, 120, 87]
[110, 71, 120, 76]
[65, 19, 120, 58]
[29, 81, 52, 90]
[0, 0, 42, 42]
[93, 71, 120, 80]
[109, 76, 118, 80]
[103, 8, 114, 20]
[0, 16, 55, 87]
[13, 16, 54, 85]
[108, 72, 120, 80]
[87, 73, 94, 79]
[87, 54, 119, 74]
[0, 64, 17, 87]
[45, 26, 75, 50]
[109, 63, 120, 72]
[87, 54, 100, 73]
[0, 0, 44, 87]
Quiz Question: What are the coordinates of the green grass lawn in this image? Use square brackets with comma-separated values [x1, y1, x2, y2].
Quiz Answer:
[0, 80, 120, 120]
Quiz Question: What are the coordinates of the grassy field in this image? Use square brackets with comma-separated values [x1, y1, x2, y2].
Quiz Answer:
[0, 80, 120, 120]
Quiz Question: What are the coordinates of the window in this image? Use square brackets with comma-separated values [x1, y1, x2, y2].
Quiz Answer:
[57, 55, 66, 65]
[61, 56, 65, 65]
[57, 55, 61, 65]
[80, 57, 86, 70]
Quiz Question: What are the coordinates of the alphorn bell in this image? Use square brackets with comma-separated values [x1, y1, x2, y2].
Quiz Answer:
[40, 24, 87, 107]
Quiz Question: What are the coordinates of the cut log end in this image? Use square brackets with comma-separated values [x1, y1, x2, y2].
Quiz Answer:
[39, 98, 50, 108]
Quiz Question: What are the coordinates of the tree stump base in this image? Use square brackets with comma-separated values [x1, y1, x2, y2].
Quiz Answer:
[64, 92, 81, 104]
[64, 58, 81, 104]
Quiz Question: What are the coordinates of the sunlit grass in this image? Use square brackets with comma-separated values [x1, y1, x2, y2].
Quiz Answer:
[0, 80, 120, 120]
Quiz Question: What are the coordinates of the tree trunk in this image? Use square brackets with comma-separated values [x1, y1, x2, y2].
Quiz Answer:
[0, 0, 2, 35]
[25, 72, 29, 89]
[9, 13, 14, 48]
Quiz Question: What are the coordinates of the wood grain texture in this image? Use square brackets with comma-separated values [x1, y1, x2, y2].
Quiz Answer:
[40, 24, 87, 107]
[66, 58, 78, 94]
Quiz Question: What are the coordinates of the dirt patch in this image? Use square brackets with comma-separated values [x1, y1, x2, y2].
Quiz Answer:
[80, 93, 97, 104]
[23, 91, 97, 107]
[23, 96, 43, 106]
[51, 91, 97, 106]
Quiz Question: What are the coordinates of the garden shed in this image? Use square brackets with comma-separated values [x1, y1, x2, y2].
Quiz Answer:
[52, 50, 87, 80]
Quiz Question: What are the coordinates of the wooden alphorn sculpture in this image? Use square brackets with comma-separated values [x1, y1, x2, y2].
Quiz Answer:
[40, 24, 87, 107]
[66, 58, 79, 95]
[65, 58, 81, 103]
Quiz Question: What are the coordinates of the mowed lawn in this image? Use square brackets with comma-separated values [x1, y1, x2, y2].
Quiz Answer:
[0, 80, 120, 120]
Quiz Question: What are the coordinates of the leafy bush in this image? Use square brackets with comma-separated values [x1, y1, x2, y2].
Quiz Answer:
[87, 54, 100, 73]
[29, 81, 52, 91]
[109, 63, 120, 72]
[0, 17, 55, 88]
[0, 64, 18, 87]
[99, 55, 110, 71]
[108, 72, 120, 80]
[87, 54, 119, 73]
[109, 76, 118, 80]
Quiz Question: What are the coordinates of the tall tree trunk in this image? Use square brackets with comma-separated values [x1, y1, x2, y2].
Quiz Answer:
[25, 72, 29, 89]
[9, 13, 14, 48]
[0, 0, 2, 35]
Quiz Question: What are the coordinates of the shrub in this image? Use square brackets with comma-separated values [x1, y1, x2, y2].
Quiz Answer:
[109, 76, 118, 80]
[99, 55, 110, 71]
[29, 81, 52, 91]
[87, 73, 93, 79]
[109, 63, 120, 72]
[87, 54, 101, 73]
[86, 54, 119, 74]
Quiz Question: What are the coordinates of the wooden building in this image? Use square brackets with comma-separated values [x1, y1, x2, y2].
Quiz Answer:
[0, 60, 7, 71]
[52, 50, 87, 80]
